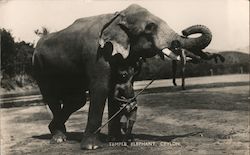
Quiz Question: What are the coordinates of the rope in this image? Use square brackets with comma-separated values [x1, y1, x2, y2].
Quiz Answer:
[99, 11, 122, 39]
[94, 61, 166, 134]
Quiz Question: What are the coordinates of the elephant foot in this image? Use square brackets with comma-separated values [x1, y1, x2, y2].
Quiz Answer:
[50, 130, 67, 144]
[80, 133, 103, 150]
[48, 122, 67, 144]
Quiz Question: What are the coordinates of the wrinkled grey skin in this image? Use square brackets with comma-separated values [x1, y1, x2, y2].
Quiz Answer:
[32, 4, 213, 150]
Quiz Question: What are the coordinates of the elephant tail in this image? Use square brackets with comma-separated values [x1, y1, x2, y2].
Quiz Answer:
[32, 50, 44, 81]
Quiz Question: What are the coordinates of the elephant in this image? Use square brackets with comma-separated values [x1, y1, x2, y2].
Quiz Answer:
[32, 4, 214, 150]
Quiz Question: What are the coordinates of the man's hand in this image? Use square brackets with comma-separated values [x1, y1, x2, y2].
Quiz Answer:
[128, 98, 136, 103]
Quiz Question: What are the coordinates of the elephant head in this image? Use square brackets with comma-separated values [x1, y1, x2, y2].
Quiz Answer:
[99, 4, 212, 61]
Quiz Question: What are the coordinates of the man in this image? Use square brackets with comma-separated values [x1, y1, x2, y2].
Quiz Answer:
[113, 65, 138, 142]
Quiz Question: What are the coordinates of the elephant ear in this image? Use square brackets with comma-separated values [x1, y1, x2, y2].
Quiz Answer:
[99, 13, 130, 59]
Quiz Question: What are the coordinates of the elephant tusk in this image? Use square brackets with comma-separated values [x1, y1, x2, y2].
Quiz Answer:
[162, 48, 180, 61]
[186, 57, 192, 61]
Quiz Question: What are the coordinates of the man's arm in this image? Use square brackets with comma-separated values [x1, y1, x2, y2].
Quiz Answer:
[114, 86, 131, 103]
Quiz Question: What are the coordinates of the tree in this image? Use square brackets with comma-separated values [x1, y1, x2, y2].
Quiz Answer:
[1, 29, 17, 77]
[15, 41, 34, 75]
[1, 28, 34, 78]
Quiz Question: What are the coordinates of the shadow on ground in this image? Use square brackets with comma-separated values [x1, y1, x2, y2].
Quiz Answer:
[32, 132, 83, 142]
[32, 131, 202, 143]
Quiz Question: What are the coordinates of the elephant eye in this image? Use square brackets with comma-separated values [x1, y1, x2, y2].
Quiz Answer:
[145, 22, 157, 34]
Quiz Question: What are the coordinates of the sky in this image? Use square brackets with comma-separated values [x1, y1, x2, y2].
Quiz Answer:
[0, 0, 249, 52]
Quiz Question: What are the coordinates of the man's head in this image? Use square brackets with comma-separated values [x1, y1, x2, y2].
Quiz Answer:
[109, 54, 141, 84]
[116, 66, 135, 84]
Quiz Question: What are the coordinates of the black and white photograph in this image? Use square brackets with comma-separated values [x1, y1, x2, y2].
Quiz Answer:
[0, 0, 249, 154]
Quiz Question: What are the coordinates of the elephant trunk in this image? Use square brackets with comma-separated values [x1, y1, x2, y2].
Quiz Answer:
[176, 25, 212, 50]
[155, 24, 212, 53]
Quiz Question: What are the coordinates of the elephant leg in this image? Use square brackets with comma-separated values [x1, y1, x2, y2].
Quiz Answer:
[125, 120, 135, 143]
[37, 80, 66, 143]
[61, 93, 86, 122]
[108, 97, 123, 141]
[47, 92, 86, 144]
[172, 60, 178, 86]
[81, 82, 108, 150]
[46, 98, 67, 144]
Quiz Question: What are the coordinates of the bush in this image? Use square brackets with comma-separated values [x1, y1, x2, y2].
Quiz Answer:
[1, 28, 35, 90]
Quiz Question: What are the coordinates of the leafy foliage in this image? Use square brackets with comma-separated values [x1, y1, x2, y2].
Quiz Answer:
[1, 28, 35, 89]
[1, 29, 34, 77]
[1, 29, 17, 76]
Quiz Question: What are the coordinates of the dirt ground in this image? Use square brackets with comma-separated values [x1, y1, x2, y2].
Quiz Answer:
[1, 74, 249, 155]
